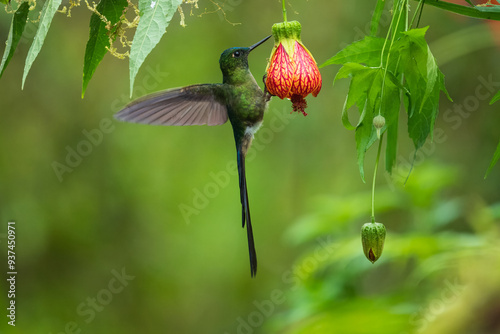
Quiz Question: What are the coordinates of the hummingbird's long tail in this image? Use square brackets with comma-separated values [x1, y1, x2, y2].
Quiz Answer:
[237, 148, 257, 277]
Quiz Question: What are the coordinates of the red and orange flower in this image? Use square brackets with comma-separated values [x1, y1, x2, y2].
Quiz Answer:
[265, 21, 322, 116]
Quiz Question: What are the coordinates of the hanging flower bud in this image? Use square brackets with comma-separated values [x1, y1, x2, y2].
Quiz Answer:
[265, 21, 322, 116]
[361, 222, 386, 263]
[373, 115, 385, 139]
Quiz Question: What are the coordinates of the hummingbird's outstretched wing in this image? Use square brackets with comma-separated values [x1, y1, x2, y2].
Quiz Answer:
[115, 84, 228, 126]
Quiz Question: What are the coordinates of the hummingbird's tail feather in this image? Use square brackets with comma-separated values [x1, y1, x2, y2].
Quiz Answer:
[237, 149, 257, 277]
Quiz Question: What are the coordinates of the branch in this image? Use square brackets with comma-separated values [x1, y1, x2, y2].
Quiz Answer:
[417, 0, 500, 21]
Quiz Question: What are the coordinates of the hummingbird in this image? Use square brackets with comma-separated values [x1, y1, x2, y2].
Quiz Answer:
[115, 35, 273, 277]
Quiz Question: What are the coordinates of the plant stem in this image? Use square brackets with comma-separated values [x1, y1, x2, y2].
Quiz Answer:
[371, 133, 384, 224]
[379, 0, 405, 67]
[412, 0, 500, 21]
[410, 0, 425, 28]
[282, 0, 287, 22]
[379, 0, 406, 113]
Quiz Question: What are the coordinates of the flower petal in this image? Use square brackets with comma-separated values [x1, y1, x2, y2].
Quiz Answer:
[266, 43, 294, 99]
[291, 42, 322, 98]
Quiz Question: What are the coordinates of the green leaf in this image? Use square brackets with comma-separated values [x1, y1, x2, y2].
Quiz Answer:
[335, 63, 379, 130]
[355, 102, 377, 183]
[335, 64, 382, 181]
[82, 0, 128, 97]
[485, 139, 500, 178]
[394, 27, 451, 149]
[370, 0, 386, 36]
[129, 0, 183, 97]
[22, 0, 62, 89]
[335, 62, 402, 177]
[321, 37, 385, 68]
[490, 90, 500, 105]
[0, 2, 30, 79]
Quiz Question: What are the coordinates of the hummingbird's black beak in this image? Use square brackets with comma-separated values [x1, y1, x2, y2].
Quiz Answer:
[248, 35, 272, 52]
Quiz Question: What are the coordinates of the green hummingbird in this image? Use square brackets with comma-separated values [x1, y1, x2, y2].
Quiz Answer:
[115, 35, 272, 277]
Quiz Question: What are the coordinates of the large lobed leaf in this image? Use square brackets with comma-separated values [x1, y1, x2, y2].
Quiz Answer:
[394, 27, 451, 150]
[82, 0, 128, 97]
[22, 0, 62, 89]
[0, 2, 30, 79]
[321, 37, 386, 68]
[335, 63, 401, 181]
[129, 0, 183, 97]
[325, 25, 451, 178]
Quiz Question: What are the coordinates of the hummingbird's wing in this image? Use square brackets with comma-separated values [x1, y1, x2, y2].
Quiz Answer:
[115, 84, 228, 126]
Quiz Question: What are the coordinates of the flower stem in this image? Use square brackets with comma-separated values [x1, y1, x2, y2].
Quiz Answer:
[371, 133, 384, 224]
[412, 0, 500, 21]
[282, 0, 287, 22]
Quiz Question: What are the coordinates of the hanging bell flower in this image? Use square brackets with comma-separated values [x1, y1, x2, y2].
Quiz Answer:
[265, 21, 322, 116]
[361, 222, 386, 263]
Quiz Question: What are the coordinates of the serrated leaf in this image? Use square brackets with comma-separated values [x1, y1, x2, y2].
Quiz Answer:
[491, 90, 500, 105]
[22, 0, 62, 89]
[129, 0, 182, 97]
[335, 64, 382, 181]
[485, 139, 500, 178]
[82, 0, 128, 97]
[335, 62, 402, 178]
[394, 27, 451, 150]
[0, 2, 30, 79]
[335, 63, 379, 130]
[321, 37, 386, 68]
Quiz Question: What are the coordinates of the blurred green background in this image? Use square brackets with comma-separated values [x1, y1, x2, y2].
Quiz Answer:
[1, 0, 500, 333]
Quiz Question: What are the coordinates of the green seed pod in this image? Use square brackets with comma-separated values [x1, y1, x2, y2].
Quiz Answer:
[361, 222, 386, 263]
[373, 115, 385, 139]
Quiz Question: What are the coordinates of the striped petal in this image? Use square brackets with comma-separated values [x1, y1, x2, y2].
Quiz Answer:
[265, 43, 294, 99]
[290, 42, 322, 98]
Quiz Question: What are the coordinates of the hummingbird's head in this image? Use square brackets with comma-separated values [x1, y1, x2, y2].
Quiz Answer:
[219, 36, 271, 78]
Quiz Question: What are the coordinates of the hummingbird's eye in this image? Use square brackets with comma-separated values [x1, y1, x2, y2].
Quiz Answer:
[233, 51, 241, 58]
